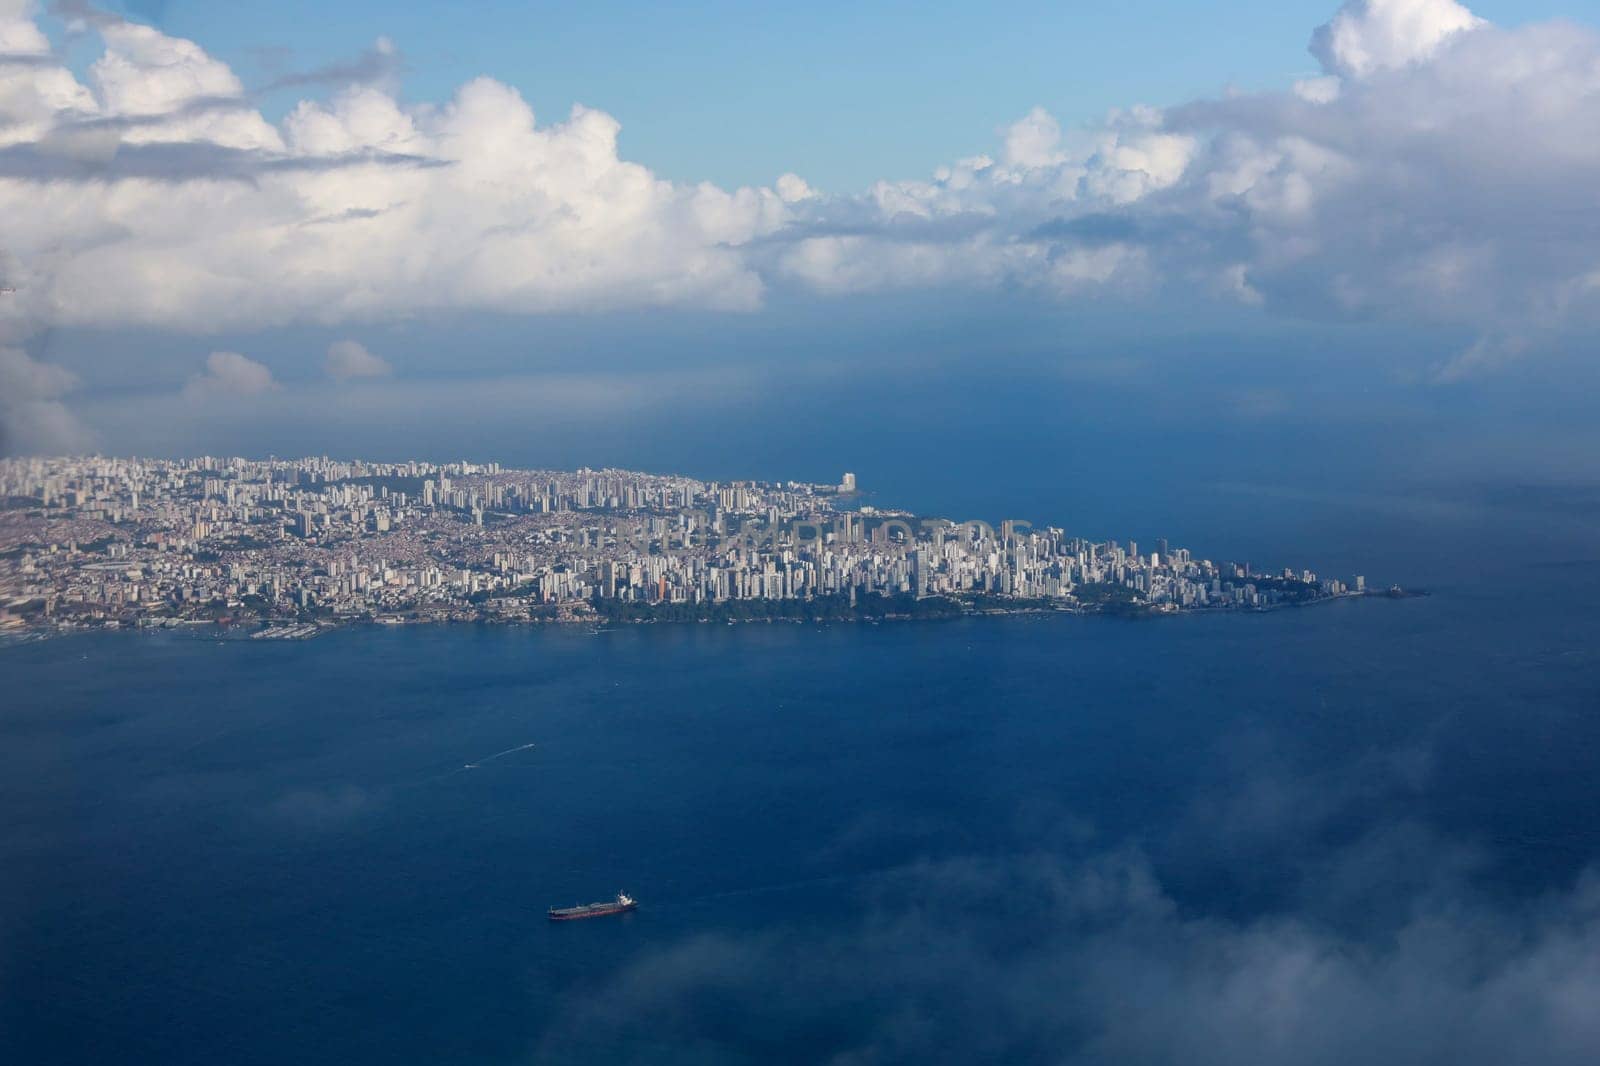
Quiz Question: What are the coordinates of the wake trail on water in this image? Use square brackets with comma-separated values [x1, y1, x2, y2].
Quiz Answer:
[459, 742, 537, 771]
[401, 741, 540, 788]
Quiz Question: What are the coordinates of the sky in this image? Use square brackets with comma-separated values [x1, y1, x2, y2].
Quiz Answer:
[5, 0, 1600, 508]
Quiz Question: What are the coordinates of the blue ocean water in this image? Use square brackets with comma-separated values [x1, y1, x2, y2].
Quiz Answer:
[3, 547, 1600, 1063]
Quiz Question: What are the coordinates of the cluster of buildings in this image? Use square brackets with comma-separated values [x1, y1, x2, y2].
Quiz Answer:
[0, 455, 1366, 634]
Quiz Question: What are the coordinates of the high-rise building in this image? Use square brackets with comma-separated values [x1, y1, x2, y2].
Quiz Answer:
[839, 472, 857, 494]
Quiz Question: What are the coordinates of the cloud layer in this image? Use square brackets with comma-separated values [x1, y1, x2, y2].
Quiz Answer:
[4, 0, 1600, 451]
[536, 840, 1600, 1064]
[2, 0, 1597, 337]
[0, 1, 787, 333]
[772, 0, 1600, 353]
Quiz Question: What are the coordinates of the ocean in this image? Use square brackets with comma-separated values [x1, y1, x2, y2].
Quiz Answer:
[4, 541, 1600, 1062]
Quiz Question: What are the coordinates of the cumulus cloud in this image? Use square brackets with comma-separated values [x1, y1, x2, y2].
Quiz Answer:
[773, 171, 814, 203]
[1310, 0, 1485, 78]
[1001, 105, 1065, 169]
[1, 0, 1598, 381]
[0, 5, 786, 332]
[324, 338, 389, 380]
[182, 350, 276, 400]
[750, 0, 1600, 374]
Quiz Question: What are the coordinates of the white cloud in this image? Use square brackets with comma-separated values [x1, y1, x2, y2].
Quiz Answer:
[0, 8, 96, 149]
[1293, 76, 1343, 104]
[0, 11, 787, 332]
[324, 339, 390, 380]
[752, 0, 1600, 353]
[0, 0, 1598, 380]
[1001, 105, 1065, 169]
[1310, 0, 1485, 79]
[89, 19, 279, 149]
[757, 0, 1600, 349]
[774, 172, 814, 203]
[183, 350, 277, 400]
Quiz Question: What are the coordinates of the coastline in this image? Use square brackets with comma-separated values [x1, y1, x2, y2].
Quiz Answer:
[2, 458, 1383, 640]
[2, 587, 1421, 645]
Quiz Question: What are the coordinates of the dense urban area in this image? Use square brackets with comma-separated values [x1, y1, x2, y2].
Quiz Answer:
[0, 456, 1382, 637]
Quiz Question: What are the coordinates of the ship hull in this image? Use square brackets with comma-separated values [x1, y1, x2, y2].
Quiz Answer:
[548, 902, 637, 921]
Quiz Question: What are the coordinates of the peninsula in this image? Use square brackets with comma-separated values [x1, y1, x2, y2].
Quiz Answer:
[0, 456, 1384, 636]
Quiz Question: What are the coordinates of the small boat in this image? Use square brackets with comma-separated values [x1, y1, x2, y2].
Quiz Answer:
[548, 892, 636, 921]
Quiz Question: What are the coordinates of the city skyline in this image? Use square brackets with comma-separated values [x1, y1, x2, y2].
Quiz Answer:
[0, 453, 1373, 636]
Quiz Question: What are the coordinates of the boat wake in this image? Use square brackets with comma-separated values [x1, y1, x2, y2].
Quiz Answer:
[460, 742, 537, 771]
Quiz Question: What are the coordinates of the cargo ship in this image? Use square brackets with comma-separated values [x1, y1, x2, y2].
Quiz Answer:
[548, 892, 636, 921]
